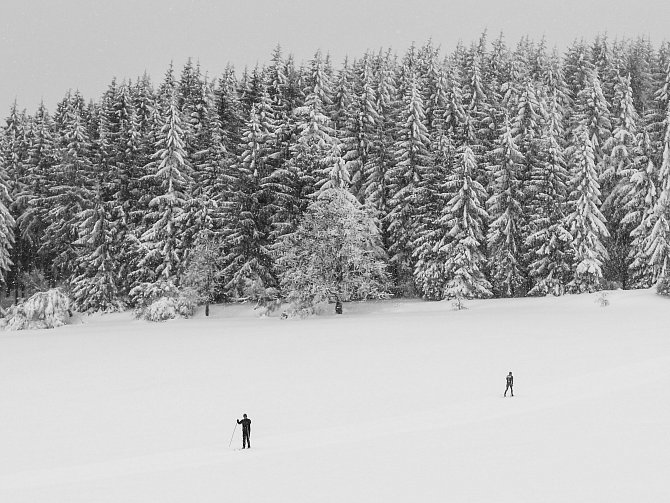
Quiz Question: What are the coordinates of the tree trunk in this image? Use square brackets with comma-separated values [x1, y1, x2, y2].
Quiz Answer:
[205, 302, 210, 317]
[335, 300, 342, 314]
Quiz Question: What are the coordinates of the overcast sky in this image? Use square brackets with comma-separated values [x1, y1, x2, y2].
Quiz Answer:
[1, 0, 667, 112]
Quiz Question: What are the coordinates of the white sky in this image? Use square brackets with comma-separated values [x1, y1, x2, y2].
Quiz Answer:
[1, 0, 667, 112]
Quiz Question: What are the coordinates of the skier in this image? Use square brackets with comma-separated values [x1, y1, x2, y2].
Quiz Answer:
[237, 414, 251, 449]
[504, 371, 514, 397]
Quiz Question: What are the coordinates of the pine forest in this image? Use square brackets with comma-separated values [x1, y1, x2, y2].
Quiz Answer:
[3, 34, 670, 312]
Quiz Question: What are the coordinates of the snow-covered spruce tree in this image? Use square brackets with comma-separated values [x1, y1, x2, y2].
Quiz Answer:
[222, 95, 279, 301]
[3, 103, 31, 301]
[422, 44, 448, 139]
[590, 35, 619, 108]
[362, 52, 397, 208]
[274, 188, 389, 317]
[462, 49, 496, 187]
[565, 126, 610, 293]
[411, 129, 454, 300]
[185, 78, 229, 244]
[526, 94, 572, 296]
[0, 171, 14, 289]
[573, 69, 612, 177]
[487, 114, 526, 297]
[601, 74, 640, 287]
[93, 81, 143, 300]
[510, 76, 548, 291]
[330, 57, 353, 133]
[540, 48, 571, 115]
[266, 52, 336, 244]
[411, 58, 458, 301]
[647, 105, 670, 293]
[69, 187, 125, 312]
[563, 40, 595, 105]
[441, 144, 492, 299]
[341, 56, 380, 202]
[387, 71, 432, 295]
[647, 57, 670, 169]
[132, 92, 192, 299]
[625, 128, 658, 288]
[213, 66, 246, 158]
[442, 63, 468, 144]
[41, 92, 94, 284]
[0, 107, 20, 287]
[16, 103, 55, 287]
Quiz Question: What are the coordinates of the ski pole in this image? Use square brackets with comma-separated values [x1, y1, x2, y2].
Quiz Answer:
[228, 422, 238, 448]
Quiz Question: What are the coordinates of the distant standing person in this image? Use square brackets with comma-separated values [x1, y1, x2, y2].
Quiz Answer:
[504, 372, 514, 397]
[237, 414, 251, 449]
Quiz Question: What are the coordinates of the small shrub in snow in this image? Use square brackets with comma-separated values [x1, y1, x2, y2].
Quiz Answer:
[595, 291, 610, 307]
[131, 281, 200, 321]
[451, 297, 468, 311]
[0, 289, 72, 330]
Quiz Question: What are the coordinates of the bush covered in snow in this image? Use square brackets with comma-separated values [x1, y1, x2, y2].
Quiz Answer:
[0, 289, 72, 330]
[131, 281, 200, 321]
[594, 291, 610, 307]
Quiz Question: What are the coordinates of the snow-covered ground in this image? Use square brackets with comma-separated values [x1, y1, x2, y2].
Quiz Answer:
[1, 289, 669, 502]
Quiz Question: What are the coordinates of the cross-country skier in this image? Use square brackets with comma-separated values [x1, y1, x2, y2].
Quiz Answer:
[237, 414, 251, 449]
[504, 372, 514, 397]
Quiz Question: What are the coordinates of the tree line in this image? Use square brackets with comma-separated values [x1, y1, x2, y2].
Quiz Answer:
[1, 33, 670, 312]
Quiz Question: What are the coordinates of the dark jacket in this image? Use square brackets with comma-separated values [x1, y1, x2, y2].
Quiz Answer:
[237, 418, 251, 435]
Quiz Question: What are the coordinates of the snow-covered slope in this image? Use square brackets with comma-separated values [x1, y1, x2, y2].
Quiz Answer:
[1, 289, 669, 502]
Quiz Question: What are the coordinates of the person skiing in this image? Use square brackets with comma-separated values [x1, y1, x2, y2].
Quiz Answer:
[237, 414, 251, 449]
[504, 371, 514, 397]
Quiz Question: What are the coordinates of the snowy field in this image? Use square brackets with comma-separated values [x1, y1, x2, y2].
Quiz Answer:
[1, 289, 669, 502]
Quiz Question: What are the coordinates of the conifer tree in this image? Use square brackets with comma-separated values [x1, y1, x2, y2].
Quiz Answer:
[442, 64, 468, 145]
[602, 74, 640, 287]
[411, 130, 453, 300]
[646, 106, 670, 285]
[214, 66, 246, 158]
[42, 92, 94, 283]
[626, 127, 658, 287]
[442, 144, 492, 299]
[564, 41, 595, 103]
[1, 103, 26, 293]
[223, 96, 278, 300]
[268, 52, 337, 242]
[70, 185, 124, 312]
[387, 72, 431, 294]
[362, 51, 397, 222]
[134, 92, 192, 292]
[0, 148, 15, 286]
[565, 126, 610, 292]
[526, 96, 573, 295]
[573, 70, 612, 175]
[17, 102, 55, 280]
[342, 56, 379, 201]
[487, 114, 526, 296]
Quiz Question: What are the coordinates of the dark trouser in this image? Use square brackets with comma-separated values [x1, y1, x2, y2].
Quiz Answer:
[242, 430, 251, 448]
[504, 384, 513, 397]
